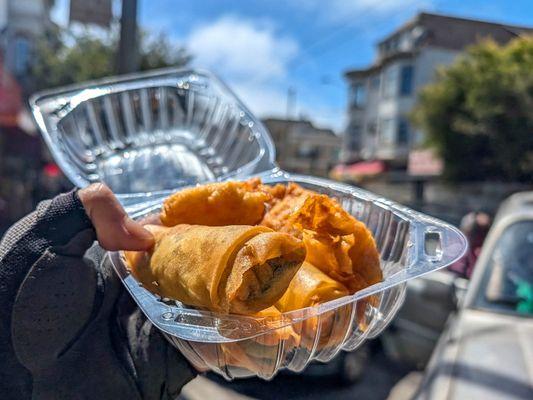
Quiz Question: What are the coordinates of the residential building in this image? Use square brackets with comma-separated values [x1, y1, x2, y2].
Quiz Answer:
[0, 0, 55, 92]
[342, 12, 533, 165]
[263, 118, 341, 177]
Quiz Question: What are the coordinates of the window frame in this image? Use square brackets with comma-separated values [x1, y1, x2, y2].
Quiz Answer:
[347, 122, 362, 151]
[399, 64, 414, 96]
[397, 117, 410, 145]
[350, 81, 366, 108]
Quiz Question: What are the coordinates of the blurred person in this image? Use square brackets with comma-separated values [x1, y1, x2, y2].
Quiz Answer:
[448, 211, 492, 279]
[0, 184, 196, 400]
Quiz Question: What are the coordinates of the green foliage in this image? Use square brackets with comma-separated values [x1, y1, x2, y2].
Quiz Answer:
[139, 32, 192, 70]
[412, 37, 533, 182]
[30, 27, 191, 92]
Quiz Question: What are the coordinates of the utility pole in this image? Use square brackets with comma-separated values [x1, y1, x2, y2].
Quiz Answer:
[286, 86, 296, 120]
[117, 0, 139, 74]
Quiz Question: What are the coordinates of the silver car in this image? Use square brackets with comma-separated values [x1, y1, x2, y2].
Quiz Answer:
[412, 192, 533, 399]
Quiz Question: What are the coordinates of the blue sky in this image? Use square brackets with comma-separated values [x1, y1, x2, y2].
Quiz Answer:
[52, 0, 533, 132]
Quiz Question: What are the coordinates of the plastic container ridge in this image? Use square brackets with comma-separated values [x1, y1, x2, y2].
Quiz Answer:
[31, 68, 467, 380]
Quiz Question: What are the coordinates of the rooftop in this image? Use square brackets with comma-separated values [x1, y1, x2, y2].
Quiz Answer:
[262, 118, 337, 137]
[345, 11, 533, 78]
[389, 12, 533, 50]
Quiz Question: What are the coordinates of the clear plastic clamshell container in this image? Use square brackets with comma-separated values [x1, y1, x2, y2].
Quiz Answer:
[31, 68, 467, 380]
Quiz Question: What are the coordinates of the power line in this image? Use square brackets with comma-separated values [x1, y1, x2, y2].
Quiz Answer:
[287, 5, 395, 71]
[245, 2, 391, 89]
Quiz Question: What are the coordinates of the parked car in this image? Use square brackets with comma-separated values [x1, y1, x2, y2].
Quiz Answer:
[409, 192, 533, 399]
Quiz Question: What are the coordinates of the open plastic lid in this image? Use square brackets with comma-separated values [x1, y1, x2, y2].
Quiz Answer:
[30, 68, 277, 209]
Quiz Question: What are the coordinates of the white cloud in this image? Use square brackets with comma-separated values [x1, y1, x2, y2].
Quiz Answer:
[184, 14, 366, 132]
[187, 16, 298, 81]
[231, 82, 289, 118]
[185, 15, 300, 123]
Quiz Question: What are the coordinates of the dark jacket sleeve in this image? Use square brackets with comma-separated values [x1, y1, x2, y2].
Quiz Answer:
[0, 190, 93, 399]
[0, 190, 196, 400]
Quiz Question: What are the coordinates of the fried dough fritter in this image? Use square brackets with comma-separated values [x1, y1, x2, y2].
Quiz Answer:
[261, 186, 382, 294]
[260, 183, 311, 233]
[161, 178, 271, 226]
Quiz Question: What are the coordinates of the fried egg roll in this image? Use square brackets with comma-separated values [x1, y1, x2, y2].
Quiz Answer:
[276, 262, 349, 311]
[124, 224, 306, 314]
[275, 262, 350, 349]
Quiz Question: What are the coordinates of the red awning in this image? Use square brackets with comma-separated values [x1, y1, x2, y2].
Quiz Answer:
[331, 161, 386, 181]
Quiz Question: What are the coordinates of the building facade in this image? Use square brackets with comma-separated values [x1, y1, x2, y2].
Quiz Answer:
[263, 118, 341, 177]
[0, 0, 54, 92]
[342, 12, 533, 165]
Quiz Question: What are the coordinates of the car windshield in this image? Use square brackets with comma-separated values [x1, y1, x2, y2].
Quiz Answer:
[474, 220, 533, 316]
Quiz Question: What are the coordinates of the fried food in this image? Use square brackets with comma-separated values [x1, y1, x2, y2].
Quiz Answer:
[262, 188, 382, 294]
[276, 262, 349, 311]
[261, 183, 311, 232]
[123, 178, 385, 376]
[124, 224, 306, 314]
[276, 261, 350, 349]
[132, 179, 381, 314]
[161, 178, 271, 226]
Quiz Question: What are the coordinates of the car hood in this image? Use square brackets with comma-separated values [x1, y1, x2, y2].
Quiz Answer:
[418, 309, 533, 400]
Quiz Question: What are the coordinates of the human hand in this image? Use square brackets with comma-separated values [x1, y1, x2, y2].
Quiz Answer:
[78, 183, 154, 251]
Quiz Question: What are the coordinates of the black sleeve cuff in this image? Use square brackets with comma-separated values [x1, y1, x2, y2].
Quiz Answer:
[35, 189, 94, 246]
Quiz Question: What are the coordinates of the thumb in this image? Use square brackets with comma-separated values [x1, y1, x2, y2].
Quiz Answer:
[78, 183, 154, 251]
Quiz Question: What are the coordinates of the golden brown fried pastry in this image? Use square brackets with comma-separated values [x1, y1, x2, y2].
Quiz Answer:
[261, 182, 289, 205]
[161, 178, 271, 227]
[276, 262, 350, 349]
[124, 224, 306, 314]
[262, 187, 382, 294]
[261, 183, 312, 232]
[300, 205, 381, 333]
[276, 262, 349, 311]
